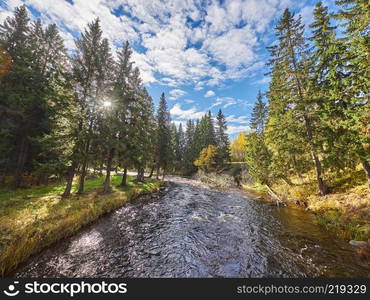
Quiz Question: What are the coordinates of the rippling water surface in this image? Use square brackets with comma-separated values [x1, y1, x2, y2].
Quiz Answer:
[15, 177, 370, 278]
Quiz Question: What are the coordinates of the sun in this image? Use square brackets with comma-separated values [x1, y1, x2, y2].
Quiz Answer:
[102, 101, 111, 108]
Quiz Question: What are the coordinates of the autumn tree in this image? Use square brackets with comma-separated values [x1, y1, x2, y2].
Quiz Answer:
[231, 132, 247, 162]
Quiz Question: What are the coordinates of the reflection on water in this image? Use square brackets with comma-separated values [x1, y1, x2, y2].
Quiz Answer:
[15, 177, 370, 278]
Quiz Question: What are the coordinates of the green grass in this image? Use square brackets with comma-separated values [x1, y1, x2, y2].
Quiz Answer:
[316, 210, 370, 241]
[0, 175, 163, 277]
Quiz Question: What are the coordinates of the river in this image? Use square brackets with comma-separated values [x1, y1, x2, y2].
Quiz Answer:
[15, 176, 370, 277]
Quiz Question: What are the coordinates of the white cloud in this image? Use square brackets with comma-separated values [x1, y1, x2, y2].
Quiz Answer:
[299, 5, 315, 27]
[1, 0, 302, 88]
[210, 96, 241, 109]
[227, 125, 251, 135]
[170, 103, 205, 120]
[131, 51, 156, 84]
[226, 115, 249, 124]
[172, 120, 187, 129]
[253, 76, 271, 85]
[184, 99, 195, 104]
[169, 88, 187, 100]
[204, 90, 215, 98]
[223, 98, 238, 109]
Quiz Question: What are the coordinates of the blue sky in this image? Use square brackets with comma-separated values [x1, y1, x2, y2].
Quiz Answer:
[0, 0, 337, 138]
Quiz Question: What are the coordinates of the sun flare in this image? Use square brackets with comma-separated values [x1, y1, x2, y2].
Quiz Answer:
[102, 101, 111, 108]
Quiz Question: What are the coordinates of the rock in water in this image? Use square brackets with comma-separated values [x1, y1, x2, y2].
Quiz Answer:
[349, 240, 369, 248]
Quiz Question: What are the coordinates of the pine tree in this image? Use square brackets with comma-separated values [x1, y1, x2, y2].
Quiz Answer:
[114, 41, 133, 186]
[178, 123, 186, 166]
[245, 132, 272, 185]
[308, 2, 355, 173]
[170, 123, 182, 171]
[335, 0, 370, 187]
[215, 109, 230, 164]
[155, 93, 171, 179]
[250, 91, 268, 134]
[183, 119, 197, 174]
[63, 18, 113, 196]
[267, 9, 328, 195]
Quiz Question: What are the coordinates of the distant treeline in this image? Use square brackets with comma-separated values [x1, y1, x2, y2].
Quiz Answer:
[0, 6, 231, 194]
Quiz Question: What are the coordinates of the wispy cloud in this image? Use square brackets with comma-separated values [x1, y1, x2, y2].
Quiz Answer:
[226, 115, 249, 124]
[169, 88, 187, 101]
[210, 96, 245, 109]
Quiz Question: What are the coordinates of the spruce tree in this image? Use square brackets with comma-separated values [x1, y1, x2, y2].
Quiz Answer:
[215, 109, 230, 164]
[250, 91, 268, 134]
[335, 0, 370, 187]
[155, 93, 171, 179]
[267, 9, 328, 195]
[63, 18, 112, 196]
[183, 119, 197, 174]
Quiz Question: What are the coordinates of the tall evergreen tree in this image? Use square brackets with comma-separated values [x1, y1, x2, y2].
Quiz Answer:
[215, 109, 230, 164]
[335, 0, 370, 187]
[250, 91, 268, 134]
[155, 93, 171, 179]
[267, 9, 328, 195]
[183, 119, 197, 174]
[62, 18, 113, 196]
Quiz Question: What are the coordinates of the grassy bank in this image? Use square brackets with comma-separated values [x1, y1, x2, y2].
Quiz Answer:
[244, 168, 370, 242]
[0, 175, 163, 276]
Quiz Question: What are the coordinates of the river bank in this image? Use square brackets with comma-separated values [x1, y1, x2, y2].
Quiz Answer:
[0, 175, 163, 277]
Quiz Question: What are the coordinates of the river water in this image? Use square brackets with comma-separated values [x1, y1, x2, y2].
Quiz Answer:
[15, 177, 370, 277]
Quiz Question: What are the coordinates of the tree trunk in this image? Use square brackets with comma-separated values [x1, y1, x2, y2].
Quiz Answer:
[312, 152, 328, 195]
[148, 165, 155, 178]
[78, 117, 95, 194]
[120, 167, 128, 187]
[156, 165, 160, 180]
[162, 168, 166, 180]
[36, 173, 47, 186]
[77, 159, 88, 194]
[304, 116, 328, 196]
[136, 167, 145, 182]
[362, 160, 370, 190]
[77, 139, 91, 194]
[103, 148, 115, 193]
[13, 137, 29, 189]
[62, 160, 78, 197]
